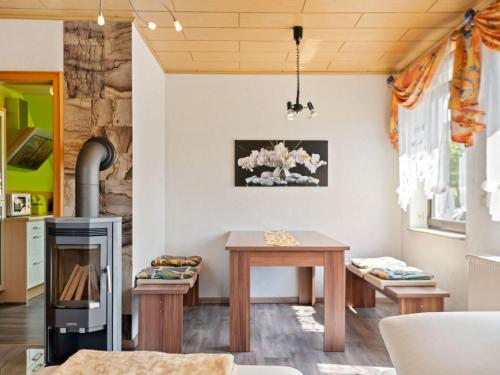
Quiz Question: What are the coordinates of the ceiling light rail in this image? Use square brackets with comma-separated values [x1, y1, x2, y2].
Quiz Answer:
[96, 0, 182, 32]
[128, 0, 157, 30]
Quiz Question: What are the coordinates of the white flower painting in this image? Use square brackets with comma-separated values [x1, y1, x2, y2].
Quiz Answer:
[235, 140, 328, 187]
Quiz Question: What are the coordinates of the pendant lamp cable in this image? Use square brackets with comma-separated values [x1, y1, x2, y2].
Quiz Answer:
[164, 6, 180, 25]
[285, 26, 316, 119]
[295, 43, 300, 105]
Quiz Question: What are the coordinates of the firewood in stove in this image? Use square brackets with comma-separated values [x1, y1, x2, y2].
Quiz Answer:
[89, 264, 100, 301]
[62, 265, 83, 301]
[75, 266, 89, 301]
[88, 269, 93, 300]
[59, 264, 80, 301]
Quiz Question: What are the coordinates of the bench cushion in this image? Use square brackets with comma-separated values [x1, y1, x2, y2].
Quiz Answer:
[364, 272, 436, 290]
[351, 257, 407, 270]
[369, 267, 433, 281]
[136, 265, 197, 280]
[151, 255, 203, 267]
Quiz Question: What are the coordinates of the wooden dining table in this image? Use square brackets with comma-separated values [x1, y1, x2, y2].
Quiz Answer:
[225, 230, 350, 353]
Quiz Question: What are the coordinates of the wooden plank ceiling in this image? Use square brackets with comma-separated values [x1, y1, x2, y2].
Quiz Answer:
[0, 0, 488, 74]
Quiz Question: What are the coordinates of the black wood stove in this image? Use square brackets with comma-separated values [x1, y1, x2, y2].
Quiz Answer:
[44, 138, 122, 365]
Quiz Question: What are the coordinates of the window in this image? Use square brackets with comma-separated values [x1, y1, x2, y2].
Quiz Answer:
[480, 43, 500, 222]
[428, 139, 466, 233]
[427, 65, 466, 234]
[398, 46, 466, 234]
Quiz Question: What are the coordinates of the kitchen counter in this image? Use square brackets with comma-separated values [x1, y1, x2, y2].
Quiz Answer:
[0, 214, 50, 303]
[5, 214, 53, 222]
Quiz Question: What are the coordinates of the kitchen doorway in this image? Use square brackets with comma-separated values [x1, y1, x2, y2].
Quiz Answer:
[0, 72, 63, 215]
[0, 71, 63, 303]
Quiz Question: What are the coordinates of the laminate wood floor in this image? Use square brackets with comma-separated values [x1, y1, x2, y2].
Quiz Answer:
[0, 294, 44, 347]
[0, 294, 395, 374]
[183, 302, 395, 374]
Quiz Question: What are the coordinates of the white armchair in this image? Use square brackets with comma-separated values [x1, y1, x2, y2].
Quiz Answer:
[379, 312, 500, 375]
[239, 366, 302, 375]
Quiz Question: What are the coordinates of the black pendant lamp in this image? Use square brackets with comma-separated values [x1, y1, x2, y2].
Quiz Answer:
[286, 26, 317, 120]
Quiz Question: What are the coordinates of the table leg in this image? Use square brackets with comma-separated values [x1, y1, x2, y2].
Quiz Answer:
[299, 267, 316, 305]
[324, 251, 346, 352]
[229, 251, 250, 352]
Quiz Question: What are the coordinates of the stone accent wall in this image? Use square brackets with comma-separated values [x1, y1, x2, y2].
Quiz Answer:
[63, 21, 133, 338]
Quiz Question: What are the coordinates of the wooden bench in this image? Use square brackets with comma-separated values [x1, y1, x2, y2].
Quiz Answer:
[346, 266, 449, 314]
[134, 284, 188, 353]
[183, 276, 199, 306]
[133, 274, 200, 353]
[136, 274, 200, 304]
[385, 286, 450, 314]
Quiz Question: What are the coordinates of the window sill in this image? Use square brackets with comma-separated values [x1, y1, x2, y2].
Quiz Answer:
[408, 227, 466, 240]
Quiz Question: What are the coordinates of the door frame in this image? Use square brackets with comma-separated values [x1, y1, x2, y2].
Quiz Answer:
[0, 71, 64, 216]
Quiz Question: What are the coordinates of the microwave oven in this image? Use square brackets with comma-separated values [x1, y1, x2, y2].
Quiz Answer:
[7, 193, 31, 217]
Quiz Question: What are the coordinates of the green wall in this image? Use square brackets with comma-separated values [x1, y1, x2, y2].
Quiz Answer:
[0, 86, 53, 193]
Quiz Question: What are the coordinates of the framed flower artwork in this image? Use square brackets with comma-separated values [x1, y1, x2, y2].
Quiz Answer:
[235, 140, 328, 187]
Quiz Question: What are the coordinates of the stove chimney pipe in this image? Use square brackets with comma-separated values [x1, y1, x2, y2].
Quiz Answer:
[75, 137, 116, 217]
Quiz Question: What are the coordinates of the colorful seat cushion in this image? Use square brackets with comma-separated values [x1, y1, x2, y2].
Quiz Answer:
[151, 255, 203, 267]
[364, 273, 436, 290]
[136, 266, 198, 280]
[369, 267, 433, 280]
[351, 257, 407, 270]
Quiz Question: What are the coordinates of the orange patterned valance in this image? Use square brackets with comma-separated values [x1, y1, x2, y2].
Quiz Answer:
[388, 44, 446, 149]
[449, 29, 484, 146]
[475, 1, 500, 50]
[450, 1, 500, 147]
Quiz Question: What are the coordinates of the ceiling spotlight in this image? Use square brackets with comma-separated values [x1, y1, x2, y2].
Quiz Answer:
[286, 101, 297, 120]
[307, 102, 318, 118]
[128, 0, 182, 33]
[284, 26, 317, 120]
[164, 6, 182, 32]
[97, 13, 105, 26]
[128, 0, 157, 30]
[174, 20, 183, 32]
[97, 0, 105, 26]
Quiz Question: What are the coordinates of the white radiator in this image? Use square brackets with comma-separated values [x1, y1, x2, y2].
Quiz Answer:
[467, 254, 500, 311]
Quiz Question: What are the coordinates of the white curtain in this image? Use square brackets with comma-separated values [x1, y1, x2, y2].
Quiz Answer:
[397, 46, 453, 211]
[480, 44, 500, 221]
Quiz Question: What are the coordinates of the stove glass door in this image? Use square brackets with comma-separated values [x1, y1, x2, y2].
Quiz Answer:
[53, 244, 102, 309]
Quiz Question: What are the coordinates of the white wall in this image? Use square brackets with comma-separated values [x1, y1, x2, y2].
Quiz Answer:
[164, 74, 401, 298]
[0, 19, 63, 71]
[401, 131, 500, 311]
[401, 218, 468, 310]
[132, 25, 167, 276]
